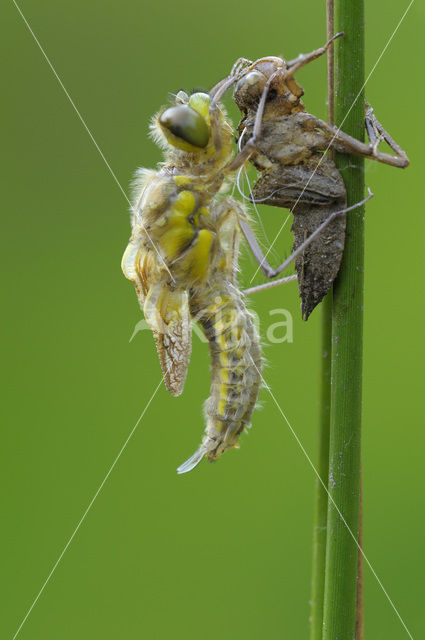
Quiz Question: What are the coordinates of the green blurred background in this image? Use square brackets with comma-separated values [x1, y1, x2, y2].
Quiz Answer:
[2, 1, 424, 638]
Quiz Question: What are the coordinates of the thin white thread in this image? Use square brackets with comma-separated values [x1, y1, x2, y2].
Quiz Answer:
[11, 376, 164, 640]
[249, 0, 415, 283]
[12, 0, 174, 283]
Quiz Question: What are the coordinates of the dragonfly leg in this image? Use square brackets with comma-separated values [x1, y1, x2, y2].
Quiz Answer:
[315, 107, 409, 168]
[285, 32, 344, 78]
[225, 69, 280, 173]
[364, 103, 409, 165]
[239, 191, 373, 280]
[243, 275, 297, 296]
[209, 74, 240, 152]
[208, 58, 253, 152]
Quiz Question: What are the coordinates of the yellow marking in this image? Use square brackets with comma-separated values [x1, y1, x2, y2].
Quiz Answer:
[219, 349, 228, 368]
[218, 372, 229, 416]
[219, 381, 228, 400]
[222, 311, 236, 329]
[219, 368, 229, 384]
[216, 420, 225, 433]
[218, 397, 227, 416]
[160, 228, 193, 260]
[173, 174, 191, 186]
[173, 190, 196, 215]
[206, 294, 230, 315]
[214, 319, 224, 334]
[180, 229, 213, 281]
[158, 190, 198, 259]
[214, 333, 226, 350]
[160, 213, 194, 261]
[188, 92, 211, 122]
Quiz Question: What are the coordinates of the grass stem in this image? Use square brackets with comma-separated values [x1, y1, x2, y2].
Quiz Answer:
[309, 5, 334, 638]
[322, 0, 365, 637]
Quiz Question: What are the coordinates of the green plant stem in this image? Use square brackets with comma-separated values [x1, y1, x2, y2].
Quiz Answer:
[310, 6, 334, 638]
[356, 473, 365, 640]
[311, 293, 332, 640]
[322, 0, 365, 638]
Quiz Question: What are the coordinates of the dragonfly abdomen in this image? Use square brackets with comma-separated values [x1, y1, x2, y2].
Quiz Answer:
[177, 282, 262, 473]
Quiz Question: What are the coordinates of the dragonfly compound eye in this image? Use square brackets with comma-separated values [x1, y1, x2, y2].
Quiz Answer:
[159, 105, 210, 150]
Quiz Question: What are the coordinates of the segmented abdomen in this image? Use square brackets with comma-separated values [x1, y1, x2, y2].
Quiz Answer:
[178, 281, 262, 471]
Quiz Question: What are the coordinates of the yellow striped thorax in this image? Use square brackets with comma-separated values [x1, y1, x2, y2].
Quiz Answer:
[150, 183, 213, 283]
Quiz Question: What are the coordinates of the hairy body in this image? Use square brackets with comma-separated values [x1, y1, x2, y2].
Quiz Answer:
[122, 91, 261, 473]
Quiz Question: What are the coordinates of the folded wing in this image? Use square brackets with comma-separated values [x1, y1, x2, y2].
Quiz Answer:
[122, 240, 191, 396]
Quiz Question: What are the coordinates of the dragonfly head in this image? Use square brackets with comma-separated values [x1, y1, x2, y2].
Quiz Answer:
[153, 92, 213, 153]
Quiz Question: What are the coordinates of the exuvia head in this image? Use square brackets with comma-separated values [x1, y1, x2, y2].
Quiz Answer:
[233, 57, 304, 115]
[155, 92, 213, 153]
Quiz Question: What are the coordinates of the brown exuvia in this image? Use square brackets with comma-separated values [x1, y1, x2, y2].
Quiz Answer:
[231, 35, 409, 319]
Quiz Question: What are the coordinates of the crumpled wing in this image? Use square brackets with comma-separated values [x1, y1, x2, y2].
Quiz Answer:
[144, 283, 192, 396]
[122, 240, 192, 396]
